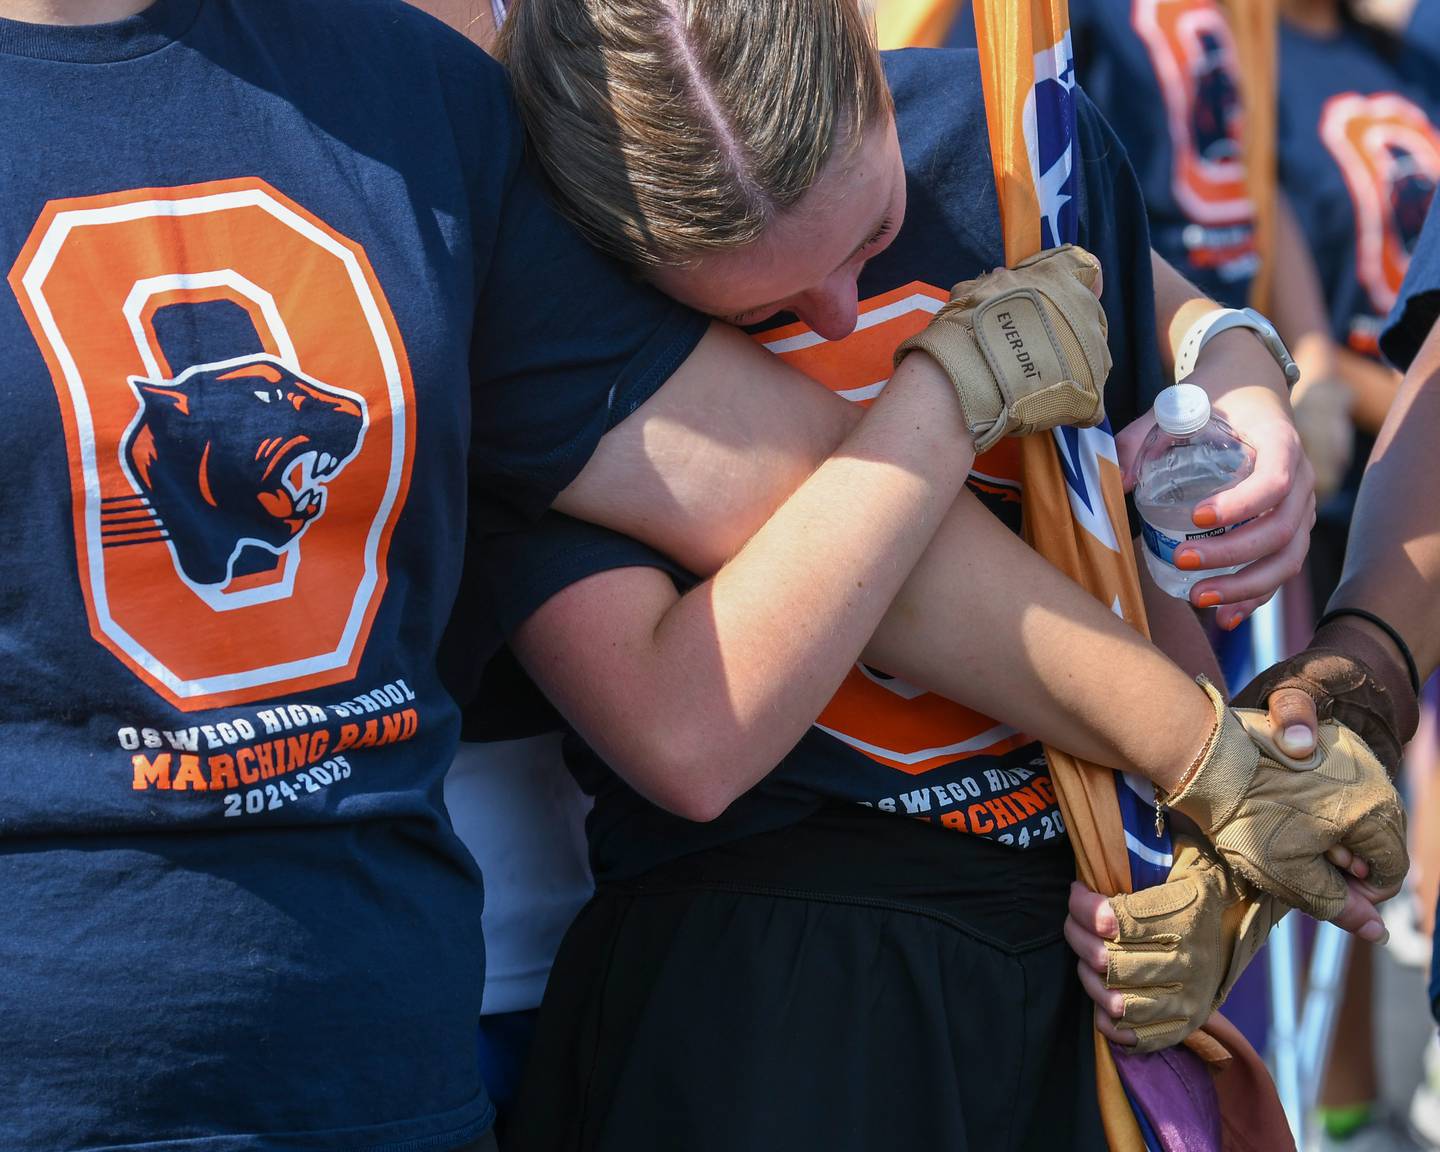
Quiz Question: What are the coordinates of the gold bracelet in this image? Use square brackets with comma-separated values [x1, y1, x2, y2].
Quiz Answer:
[1154, 675, 1226, 837]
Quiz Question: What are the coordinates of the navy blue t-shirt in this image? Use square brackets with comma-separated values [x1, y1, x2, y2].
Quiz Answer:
[1279, 19, 1440, 357]
[0, 2, 703, 1150]
[949, 0, 1257, 307]
[481, 49, 1162, 883]
[1382, 191, 1440, 366]
[1401, 0, 1440, 71]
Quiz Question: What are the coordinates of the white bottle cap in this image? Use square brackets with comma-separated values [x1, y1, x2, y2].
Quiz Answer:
[1154, 383, 1211, 437]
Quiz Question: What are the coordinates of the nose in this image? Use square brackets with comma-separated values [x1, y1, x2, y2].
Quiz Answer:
[792, 270, 861, 342]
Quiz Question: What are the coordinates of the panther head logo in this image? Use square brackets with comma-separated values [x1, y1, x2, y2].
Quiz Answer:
[120, 354, 367, 588]
[1191, 30, 1243, 167]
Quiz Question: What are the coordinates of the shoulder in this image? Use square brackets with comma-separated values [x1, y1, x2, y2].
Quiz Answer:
[882, 47, 984, 113]
[239, 0, 511, 116]
[880, 48, 990, 176]
[250, 0, 520, 191]
[1073, 83, 1127, 165]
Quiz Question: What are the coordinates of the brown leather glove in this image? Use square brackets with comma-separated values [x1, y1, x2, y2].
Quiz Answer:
[1163, 677, 1409, 920]
[1107, 831, 1281, 1053]
[1233, 617, 1419, 776]
[893, 244, 1110, 453]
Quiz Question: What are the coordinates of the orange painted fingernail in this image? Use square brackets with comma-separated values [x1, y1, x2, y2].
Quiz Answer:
[1175, 550, 1203, 571]
[1192, 506, 1219, 528]
[1196, 591, 1222, 608]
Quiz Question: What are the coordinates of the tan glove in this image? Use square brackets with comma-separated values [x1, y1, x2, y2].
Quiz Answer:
[893, 244, 1111, 453]
[1107, 832, 1281, 1053]
[1162, 677, 1409, 921]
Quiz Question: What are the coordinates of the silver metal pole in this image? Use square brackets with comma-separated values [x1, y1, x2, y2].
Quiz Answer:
[1299, 921, 1353, 1113]
[1269, 913, 1307, 1148]
[1251, 593, 1310, 1145]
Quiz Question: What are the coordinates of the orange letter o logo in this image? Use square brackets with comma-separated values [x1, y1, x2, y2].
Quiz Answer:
[9, 179, 416, 711]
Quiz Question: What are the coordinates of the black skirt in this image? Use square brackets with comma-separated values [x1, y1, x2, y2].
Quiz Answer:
[508, 805, 1107, 1152]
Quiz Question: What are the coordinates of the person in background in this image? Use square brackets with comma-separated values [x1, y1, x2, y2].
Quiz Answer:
[1276, 1, 1440, 1142]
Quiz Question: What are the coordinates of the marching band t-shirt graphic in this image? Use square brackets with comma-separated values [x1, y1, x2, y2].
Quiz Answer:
[948, 0, 1257, 303]
[1126, 0, 1257, 293]
[1320, 92, 1440, 323]
[10, 178, 415, 713]
[1280, 22, 1440, 356]
[1132, 0, 1250, 227]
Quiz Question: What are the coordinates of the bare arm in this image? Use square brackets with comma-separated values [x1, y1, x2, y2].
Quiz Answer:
[1266, 196, 1356, 502]
[535, 259, 1250, 819]
[560, 258, 1307, 584]
[861, 491, 1216, 792]
[1334, 345, 1402, 436]
[1266, 195, 1399, 439]
[522, 477, 1218, 821]
[1331, 319, 1440, 682]
[538, 325, 973, 819]
[1136, 538, 1226, 688]
[1248, 292, 1438, 763]
[555, 324, 864, 576]
[543, 306, 1224, 817]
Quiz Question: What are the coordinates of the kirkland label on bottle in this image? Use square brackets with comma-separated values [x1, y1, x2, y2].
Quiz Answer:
[1141, 518, 1254, 566]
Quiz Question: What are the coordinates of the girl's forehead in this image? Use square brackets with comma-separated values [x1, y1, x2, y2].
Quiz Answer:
[653, 119, 906, 316]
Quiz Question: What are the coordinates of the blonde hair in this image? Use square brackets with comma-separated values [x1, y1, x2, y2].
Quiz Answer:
[498, 0, 892, 267]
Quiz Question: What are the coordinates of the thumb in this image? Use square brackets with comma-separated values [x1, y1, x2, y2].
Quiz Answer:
[1069, 881, 1120, 938]
[1267, 686, 1319, 759]
[1114, 413, 1155, 492]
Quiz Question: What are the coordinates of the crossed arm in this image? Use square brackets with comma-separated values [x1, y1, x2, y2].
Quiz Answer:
[540, 258, 1304, 815]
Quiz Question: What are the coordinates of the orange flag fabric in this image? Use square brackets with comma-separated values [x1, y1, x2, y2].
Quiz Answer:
[967, 2, 1291, 1148]
[873, 0, 964, 49]
[970, 7, 1152, 1145]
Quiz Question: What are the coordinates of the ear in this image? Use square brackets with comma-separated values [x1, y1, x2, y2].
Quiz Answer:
[130, 378, 190, 416]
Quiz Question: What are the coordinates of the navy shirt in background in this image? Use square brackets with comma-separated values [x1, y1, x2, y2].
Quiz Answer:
[1383, 192, 1440, 366]
[949, 0, 1257, 307]
[479, 49, 1162, 883]
[0, 2, 703, 1149]
[1401, 0, 1440, 70]
[1279, 18, 1440, 357]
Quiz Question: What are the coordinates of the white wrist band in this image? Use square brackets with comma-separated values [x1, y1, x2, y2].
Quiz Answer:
[1173, 307, 1301, 387]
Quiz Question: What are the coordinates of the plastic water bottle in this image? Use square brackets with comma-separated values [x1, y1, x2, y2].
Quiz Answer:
[1134, 383, 1256, 599]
